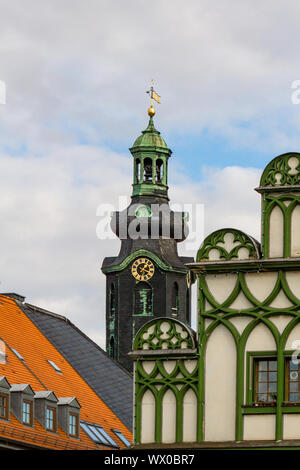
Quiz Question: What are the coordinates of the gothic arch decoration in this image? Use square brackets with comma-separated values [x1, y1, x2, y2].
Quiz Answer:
[133, 317, 196, 351]
[260, 152, 300, 187]
[197, 228, 261, 262]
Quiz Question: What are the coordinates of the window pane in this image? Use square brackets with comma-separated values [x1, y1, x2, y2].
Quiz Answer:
[269, 372, 277, 382]
[257, 393, 268, 402]
[290, 382, 299, 392]
[268, 383, 277, 393]
[269, 361, 277, 371]
[290, 371, 299, 381]
[258, 372, 267, 382]
[258, 361, 268, 371]
[114, 431, 131, 447]
[289, 360, 299, 371]
[255, 358, 277, 403]
[258, 382, 267, 393]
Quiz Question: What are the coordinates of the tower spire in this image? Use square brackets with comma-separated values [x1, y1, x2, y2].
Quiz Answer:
[146, 79, 161, 118]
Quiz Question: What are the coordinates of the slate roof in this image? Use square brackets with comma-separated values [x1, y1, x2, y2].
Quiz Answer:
[21, 302, 133, 431]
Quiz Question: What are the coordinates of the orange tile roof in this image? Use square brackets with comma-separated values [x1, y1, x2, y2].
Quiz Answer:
[0, 295, 132, 450]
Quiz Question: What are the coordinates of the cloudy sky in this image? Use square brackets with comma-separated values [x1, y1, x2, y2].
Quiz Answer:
[0, 0, 299, 346]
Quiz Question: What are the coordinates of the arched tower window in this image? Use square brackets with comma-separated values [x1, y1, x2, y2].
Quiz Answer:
[186, 288, 190, 323]
[144, 158, 153, 183]
[136, 158, 141, 183]
[135, 282, 153, 316]
[171, 282, 179, 316]
[109, 283, 116, 316]
[156, 159, 163, 184]
[109, 336, 115, 359]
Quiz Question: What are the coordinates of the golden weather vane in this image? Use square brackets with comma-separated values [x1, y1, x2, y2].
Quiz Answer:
[146, 79, 161, 117]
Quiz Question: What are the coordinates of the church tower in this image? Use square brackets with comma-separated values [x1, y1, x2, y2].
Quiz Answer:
[101, 95, 194, 372]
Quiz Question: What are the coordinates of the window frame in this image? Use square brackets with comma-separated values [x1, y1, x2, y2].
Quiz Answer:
[285, 356, 300, 404]
[68, 412, 79, 438]
[246, 351, 278, 406]
[22, 399, 33, 427]
[0, 393, 9, 421]
[46, 406, 57, 433]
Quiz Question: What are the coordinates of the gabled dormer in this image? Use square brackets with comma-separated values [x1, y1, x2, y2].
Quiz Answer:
[57, 397, 81, 438]
[0, 377, 10, 422]
[34, 391, 58, 433]
[10, 384, 34, 427]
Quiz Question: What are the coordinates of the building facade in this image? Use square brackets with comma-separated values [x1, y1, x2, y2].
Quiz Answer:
[131, 152, 300, 449]
[102, 115, 193, 372]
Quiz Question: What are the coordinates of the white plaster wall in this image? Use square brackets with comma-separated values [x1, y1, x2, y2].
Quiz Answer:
[205, 274, 238, 305]
[285, 271, 300, 300]
[269, 290, 293, 308]
[230, 291, 253, 310]
[285, 321, 300, 350]
[269, 205, 284, 258]
[162, 389, 176, 443]
[217, 232, 240, 252]
[140, 389, 156, 443]
[182, 389, 197, 442]
[204, 324, 236, 441]
[291, 204, 300, 257]
[184, 359, 197, 374]
[243, 415, 275, 440]
[229, 316, 252, 335]
[142, 361, 156, 375]
[269, 315, 294, 335]
[244, 272, 277, 302]
[283, 414, 300, 439]
[245, 322, 277, 352]
[163, 360, 177, 375]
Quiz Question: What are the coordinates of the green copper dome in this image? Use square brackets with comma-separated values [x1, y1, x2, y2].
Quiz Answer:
[131, 117, 168, 150]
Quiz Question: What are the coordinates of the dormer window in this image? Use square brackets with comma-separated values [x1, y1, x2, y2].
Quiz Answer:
[69, 412, 79, 438]
[22, 400, 33, 426]
[34, 390, 58, 433]
[46, 406, 56, 432]
[57, 397, 81, 437]
[10, 384, 34, 427]
[0, 393, 9, 420]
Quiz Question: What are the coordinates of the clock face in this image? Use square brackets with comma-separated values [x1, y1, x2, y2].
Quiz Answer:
[131, 257, 155, 281]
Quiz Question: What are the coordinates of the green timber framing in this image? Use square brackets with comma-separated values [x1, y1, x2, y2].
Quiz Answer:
[131, 152, 300, 448]
[132, 263, 300, 445]
[192, 262, 300, 443]
[131, 318, 199, 445]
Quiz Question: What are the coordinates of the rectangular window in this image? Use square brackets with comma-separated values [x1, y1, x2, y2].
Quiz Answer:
[286, 358, 300, 402]
[0, 393, 9, 420]
[254, 358, 277, 403]
[46, 406, 56, 432]
[22, 400, 33, 426]
[69, 413, 79, 437]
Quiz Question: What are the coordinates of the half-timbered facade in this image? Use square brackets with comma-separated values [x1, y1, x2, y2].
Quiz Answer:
[131, 152, 300, 449]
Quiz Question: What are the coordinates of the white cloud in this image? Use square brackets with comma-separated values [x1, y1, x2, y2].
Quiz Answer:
[0, 1, 295, 347]
[0, 139, 262, 346]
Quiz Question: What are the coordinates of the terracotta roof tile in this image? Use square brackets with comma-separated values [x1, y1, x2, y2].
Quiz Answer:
[0, 295, 132, 449]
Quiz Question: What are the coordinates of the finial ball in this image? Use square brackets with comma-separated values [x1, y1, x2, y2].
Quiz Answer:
[148, 106, 155, 117]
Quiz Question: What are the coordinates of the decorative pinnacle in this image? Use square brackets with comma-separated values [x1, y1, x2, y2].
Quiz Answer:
[146, 79, 161, 117]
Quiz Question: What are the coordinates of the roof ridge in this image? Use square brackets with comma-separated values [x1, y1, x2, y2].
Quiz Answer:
[23, 303, 133, 378]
